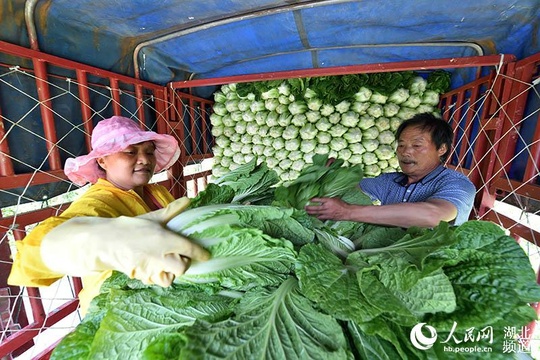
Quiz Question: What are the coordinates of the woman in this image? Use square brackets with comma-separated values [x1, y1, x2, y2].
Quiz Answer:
[8, 116, 208, 315]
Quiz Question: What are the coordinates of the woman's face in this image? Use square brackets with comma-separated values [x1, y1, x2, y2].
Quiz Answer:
[97, 141, 157, 190]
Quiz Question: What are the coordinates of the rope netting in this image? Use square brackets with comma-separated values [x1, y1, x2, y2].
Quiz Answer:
[441, 59, 540, 261]
[0, 51, 538, 358]
[0, 64, 213, 358]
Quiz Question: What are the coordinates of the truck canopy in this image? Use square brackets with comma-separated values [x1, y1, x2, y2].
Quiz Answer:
[1, 0, 539, 87]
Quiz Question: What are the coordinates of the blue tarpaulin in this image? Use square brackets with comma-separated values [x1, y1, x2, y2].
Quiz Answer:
[1, 0, 538, 86]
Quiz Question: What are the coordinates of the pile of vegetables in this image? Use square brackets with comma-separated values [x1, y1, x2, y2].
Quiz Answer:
[51, 155, 540, 360]
[210, 70, 451, 180]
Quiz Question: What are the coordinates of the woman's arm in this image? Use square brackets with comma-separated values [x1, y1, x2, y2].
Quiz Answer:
[8, 185, 161, 287]
[8, 216, 71, 287]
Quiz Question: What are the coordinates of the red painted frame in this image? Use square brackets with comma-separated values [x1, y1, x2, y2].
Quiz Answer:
[0, 41, 167, 359]
[0, 40, 218, 358]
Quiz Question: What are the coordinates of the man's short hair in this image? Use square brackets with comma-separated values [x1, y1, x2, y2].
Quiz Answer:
[395, 113, 453, 162]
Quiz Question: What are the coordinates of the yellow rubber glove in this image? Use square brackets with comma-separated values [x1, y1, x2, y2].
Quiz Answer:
[40, 197, 209, 287]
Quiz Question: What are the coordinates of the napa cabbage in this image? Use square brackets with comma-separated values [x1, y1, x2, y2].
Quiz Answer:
[52, 159, 540, 360]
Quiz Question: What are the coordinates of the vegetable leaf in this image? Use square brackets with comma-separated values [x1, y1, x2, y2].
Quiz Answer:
[273, 153, 366, 209]
[66, 285, 236, 360]
[178, 226, 297, 290]
[181, 278, 353, 359]
[354, 222, 455, 269]
[296, 244, 382, 323]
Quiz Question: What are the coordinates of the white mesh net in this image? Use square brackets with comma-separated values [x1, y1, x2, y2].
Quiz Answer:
[0, 62, 213, 358]
[440, 59, 540, 260]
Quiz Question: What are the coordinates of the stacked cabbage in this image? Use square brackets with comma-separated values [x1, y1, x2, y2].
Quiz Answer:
[210, 71, 451, 180]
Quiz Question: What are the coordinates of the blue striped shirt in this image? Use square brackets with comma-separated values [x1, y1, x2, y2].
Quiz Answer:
[359, 165, 476, 225]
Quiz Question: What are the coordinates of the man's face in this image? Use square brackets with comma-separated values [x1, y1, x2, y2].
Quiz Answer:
[97, 141, 157, 190]
[396, 126, 447, 183]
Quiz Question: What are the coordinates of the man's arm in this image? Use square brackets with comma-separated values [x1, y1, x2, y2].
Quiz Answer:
[305, 197, 457, 228]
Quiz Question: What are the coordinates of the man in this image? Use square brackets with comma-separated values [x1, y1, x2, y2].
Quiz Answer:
[305, 113, 476, 228]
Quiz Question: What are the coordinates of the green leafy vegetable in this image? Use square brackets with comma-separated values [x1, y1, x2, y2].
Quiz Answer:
[212, 157, 279, 204]
[52, 148, 540, 360]
[426, 70, 452, 93]
[181, 278, 353, 359]
[273, 153, 368, 209]
[210, 70, 451, 181]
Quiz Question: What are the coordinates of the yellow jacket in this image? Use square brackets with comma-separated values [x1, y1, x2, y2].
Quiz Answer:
[8, 178, 175, 315]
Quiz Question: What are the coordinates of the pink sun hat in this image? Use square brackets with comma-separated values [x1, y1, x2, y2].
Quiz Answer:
[64, 116, 180, 186]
